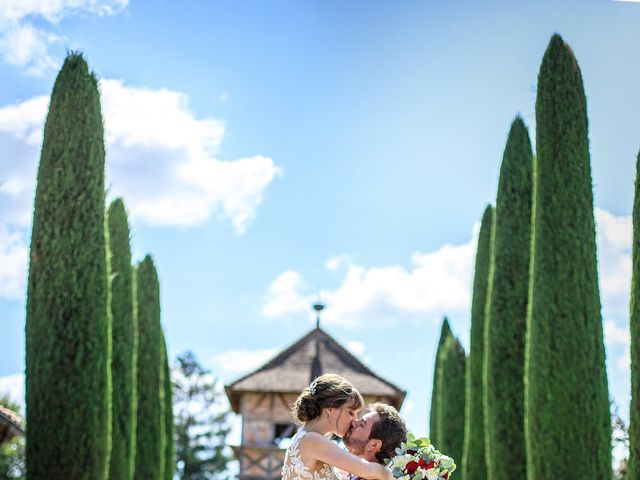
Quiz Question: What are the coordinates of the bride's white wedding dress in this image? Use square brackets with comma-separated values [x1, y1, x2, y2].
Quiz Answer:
[282, 430, 340, 480]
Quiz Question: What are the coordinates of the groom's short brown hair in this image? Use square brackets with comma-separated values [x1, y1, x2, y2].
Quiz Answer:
[368, 403, 408, 464]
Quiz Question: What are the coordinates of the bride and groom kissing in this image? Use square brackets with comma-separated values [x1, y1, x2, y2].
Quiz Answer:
[281, 373, 408, 480]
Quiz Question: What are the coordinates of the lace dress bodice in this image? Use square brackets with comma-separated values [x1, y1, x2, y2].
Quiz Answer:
[282, 430, 340, 480]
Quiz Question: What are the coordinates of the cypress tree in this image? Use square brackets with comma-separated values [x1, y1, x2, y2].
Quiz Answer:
[483, 118, 533, 480]
[162, 332, 175, 480]
[25, 53, 112, 479]
[628, 149, 640, 478]
[462, 205, 493, 480]
[429, 318, 452, 446]
[108, 198, 138, 480]
[525, 34, 610, 479]
[134, 256, 165, 479]
[436, 334, 466, 466]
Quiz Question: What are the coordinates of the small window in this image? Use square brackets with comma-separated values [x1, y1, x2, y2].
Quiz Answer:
[274, 423, 296, 448]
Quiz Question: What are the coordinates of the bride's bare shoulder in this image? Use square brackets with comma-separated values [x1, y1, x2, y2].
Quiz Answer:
[299, 431, 331, 447]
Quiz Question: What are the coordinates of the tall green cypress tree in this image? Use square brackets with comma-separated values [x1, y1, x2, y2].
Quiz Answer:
[134, 256, 165, 480]
[525, 34, 610, 479]
[25, 53, 112, 479]
[628, 149, 640, 478]
[462, 205, 493, 480]
[430, 318, 452, 446]
[436, 334, 466, 466]
[108, 198, 138, 480]
[162, 332, 175, 480]
[483, 118, 533, 480]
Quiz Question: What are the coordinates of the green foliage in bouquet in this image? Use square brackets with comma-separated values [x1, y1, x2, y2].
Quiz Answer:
[628, 149, 640, 479]
[108, 198, 138, 480]
[483, 117, 532, 480]
[25, 52, 112, 479]
[462, 205, 493, 480]
[525, 33, 611, 479]
[436, 334, 466, 469]
[162, 332, 175, 480]
[430, 318, 452, 447]
[134, 256, 166, 479]
[386, 433, 456, 480]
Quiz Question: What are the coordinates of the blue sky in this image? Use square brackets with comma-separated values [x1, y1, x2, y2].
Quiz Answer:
[0, 0, 638, 464]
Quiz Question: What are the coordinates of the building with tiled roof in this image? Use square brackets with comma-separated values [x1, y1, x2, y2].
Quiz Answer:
[225, 325, 405, 480]
[0, 405, 24, 444]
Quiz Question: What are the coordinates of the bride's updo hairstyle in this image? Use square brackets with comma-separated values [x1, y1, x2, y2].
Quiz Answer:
[293, 373, 364, 424]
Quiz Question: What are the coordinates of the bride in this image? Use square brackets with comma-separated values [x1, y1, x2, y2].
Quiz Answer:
[282, 374, 394, 480]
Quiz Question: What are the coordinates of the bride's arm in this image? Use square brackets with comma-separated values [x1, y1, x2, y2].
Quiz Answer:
[302, 433, 393, 480]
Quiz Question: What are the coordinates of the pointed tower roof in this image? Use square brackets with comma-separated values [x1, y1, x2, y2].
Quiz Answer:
[225, 327, 406, 413]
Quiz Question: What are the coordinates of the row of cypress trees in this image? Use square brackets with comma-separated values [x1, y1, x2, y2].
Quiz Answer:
[25, 53, 175, 479]
[430, 33, 612, 479]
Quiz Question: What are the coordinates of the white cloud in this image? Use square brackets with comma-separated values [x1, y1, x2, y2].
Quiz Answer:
[262, 208, 634, 333]
[605, 319, 631, 346]
[210, 348, 279, 379]
[346, 340, 373, 365]
[261, 271, 310, 318]
[0, 0, 128, 76]
[595, 208, 631, 320]
[401, 398, 415, 415]
[0, 79, 280, 230]
[618, 350, 631, 370]
[100, 79, 281, 231]
[262, 224, 479, 328]
[0, 226, 28, 299]
[0, 0, 128, 23]
[0, 373, 24, 413]
[0, 80, 279, 299]
[594, 209, 633, 375]
[0, 94, 48, 146]
[325, 254, 352, 271]
[346, 341, 365, 356]
[605, 319, 632, 371]
[0, 24, 60, 75]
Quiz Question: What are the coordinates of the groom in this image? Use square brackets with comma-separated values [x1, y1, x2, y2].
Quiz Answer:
[342, 403, 408, 479]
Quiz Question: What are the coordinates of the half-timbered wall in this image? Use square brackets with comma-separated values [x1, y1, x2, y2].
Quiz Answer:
[235, 392, 398, 479]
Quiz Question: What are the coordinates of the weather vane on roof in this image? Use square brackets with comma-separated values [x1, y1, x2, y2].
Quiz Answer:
[313, 302, 324, 329]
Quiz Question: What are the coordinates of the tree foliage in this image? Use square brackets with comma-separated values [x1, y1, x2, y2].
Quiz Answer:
[0, 395, 25, 480]
[174, 351, 231, 480]
[462, 205, 493, 480]
[436, 334, 466, 467]
[525, 33, 611, 479]
[628, 149, 640, 479]
[108, 198, 138, 480]
[484, 118, 533, 480]
[429, 318, 452, 447]
[25, 52, 111, 479]
[134, 256, 165, 479]
[163, 333, 175, 480]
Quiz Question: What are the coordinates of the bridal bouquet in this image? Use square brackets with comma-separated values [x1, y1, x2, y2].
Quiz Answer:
[385, 433, 456, 480]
